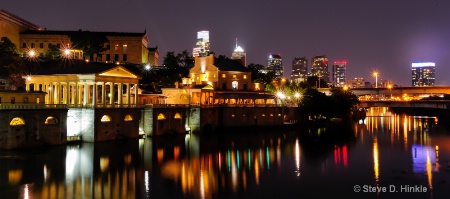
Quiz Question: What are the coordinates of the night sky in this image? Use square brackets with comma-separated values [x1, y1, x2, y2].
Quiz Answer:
[2, 0, 450, 86]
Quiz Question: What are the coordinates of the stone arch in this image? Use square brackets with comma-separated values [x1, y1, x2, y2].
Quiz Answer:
[45, 116, 59, 125]
[124, 114, 133, 121]
[101, 115, 112, 122]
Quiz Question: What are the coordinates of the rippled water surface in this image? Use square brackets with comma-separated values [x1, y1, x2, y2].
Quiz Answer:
[1, 108, 450, 199]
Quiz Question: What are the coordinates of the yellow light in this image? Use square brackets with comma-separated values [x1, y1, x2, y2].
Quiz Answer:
[64, 49, 70, 55]
[343, 85, 348, 91]
[28, 50, 35, 57]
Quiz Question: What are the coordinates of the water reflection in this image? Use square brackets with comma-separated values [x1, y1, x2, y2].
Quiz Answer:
[1, 107, 450, 198]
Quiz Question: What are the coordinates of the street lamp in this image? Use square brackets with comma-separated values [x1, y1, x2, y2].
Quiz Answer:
[387, 84, 392, 99]
[373, 72, 378, 88]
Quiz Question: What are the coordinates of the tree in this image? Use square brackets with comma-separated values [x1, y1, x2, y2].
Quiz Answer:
[0, 37, 26, 90]
[69, 30, 109, 61]
[329, 87, 359, 118]
[247, 63, 277, 87]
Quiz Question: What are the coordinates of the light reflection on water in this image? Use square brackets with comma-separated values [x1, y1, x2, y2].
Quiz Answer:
[1, 107, 450, 199]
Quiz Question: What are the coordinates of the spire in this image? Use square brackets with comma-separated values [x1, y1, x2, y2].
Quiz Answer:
[235, 37, 238, 49]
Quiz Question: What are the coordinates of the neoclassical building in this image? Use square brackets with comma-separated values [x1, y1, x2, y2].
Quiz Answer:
[23, 60, 141, 107]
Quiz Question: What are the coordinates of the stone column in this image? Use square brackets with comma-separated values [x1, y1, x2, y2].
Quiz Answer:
[92, 82, 97, 107]
[118, 83, 123, 106]
[134, 83, 138, 105]
[83, 83, 88, 106]
[126, 83, 131, 105]
[102, 82, 106, 106]
[110, 82, 115, 106]
[75, 83, 80, 105]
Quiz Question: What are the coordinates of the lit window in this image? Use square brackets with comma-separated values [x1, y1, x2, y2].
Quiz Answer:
[231, 114, 235, 117]
[101, 115, 111, 122]
[45, 116, 58, 125]
[233, 74, 237, 79]
[114, 44, 119, 51]
[222, 74, 226, 78]
[243, 75, 247, 79]
[123, 44, 127, 51]
[10, 117, 25, 126]
[270, 114, 274, 117]
[262, 114, 266, 117]
[157, 113, 166, 120]
[214, 74, 216, 78]
[174, 113, 182, 119]
[124, 114, 133, 121]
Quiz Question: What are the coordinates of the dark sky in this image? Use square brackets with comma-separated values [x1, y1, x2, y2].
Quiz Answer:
[2, 0, 450, 86]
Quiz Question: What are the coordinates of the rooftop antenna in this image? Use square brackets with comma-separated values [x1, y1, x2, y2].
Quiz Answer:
[235, 37, 238, 48]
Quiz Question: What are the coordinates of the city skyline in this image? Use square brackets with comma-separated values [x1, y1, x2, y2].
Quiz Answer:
[2, 1, 450, 86]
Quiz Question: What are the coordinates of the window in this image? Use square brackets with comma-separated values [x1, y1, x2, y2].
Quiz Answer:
[24, 97, 28, 104]
[114, 44, 119, 51]
[232, 81, 238, 90]
[222, 82, 226, 90]
[106, 44, 110, 50]
[106, 54, 110, 61]
[10, 117, 25, 126]
[243, 75, 247, 79]
[114, 54, 119, 61]
[222, 74, 226, 78]
[48, 43, 52, 48]
[213, 74, 216, 78]
[157, 113, 166, 120]
[123, 44, 127, 51]
[11, 97, 15, 104]
[233, 74, 237, 79]
[174, 113, 182, 119]
[45, 116, 58, 125]
[39, 53, 43, 57]
[101, 115, 111, 122]
[124, 114, 133, 121]
[243, 84, 248, 90]
[22, 43, 26, 48]
[39, 43, 44, 48]
[123, 54, 127, 62]
[31, 43, 35, 48]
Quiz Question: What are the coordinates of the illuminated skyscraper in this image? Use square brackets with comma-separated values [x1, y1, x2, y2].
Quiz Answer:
[231, 38, 246, 66]
[192, 30, 210, 57]
[267, 54, 283, 80]
[291, 57, 308, 83]
[311, 55, 329, 83]
[332, 60, 347, 87]
[412, 62, 435, 86]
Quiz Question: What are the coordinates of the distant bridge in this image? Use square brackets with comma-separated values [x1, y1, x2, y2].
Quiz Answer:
[359, 100, 450, 109]
[350, 86, 450, 96]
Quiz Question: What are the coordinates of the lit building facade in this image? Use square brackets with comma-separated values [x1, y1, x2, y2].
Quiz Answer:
[0, 9, 157, 65]
[291, 57, 308, 83]
[231, 38, 246, 66]
[311, 55, 329, 83]
[412, 62, 435, 86]
[346, 77, 365, 88]
[332, 60, 347, 87]
[193, 30, 210, 57]
[267, 54, 283, 80]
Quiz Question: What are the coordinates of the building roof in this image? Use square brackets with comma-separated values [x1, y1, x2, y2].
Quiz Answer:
[0, 9, 42, 31]
[214, 57, 249, 72]
[270, 54, 281, 59]
[29, 59, 142, 76]
[20, 30, 146, 37]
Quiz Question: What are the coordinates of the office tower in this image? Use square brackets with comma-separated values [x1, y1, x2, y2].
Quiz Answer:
[231, 38, 246, 66]
[311, 55, 330, 83]
[412, 62, 435, 86]
[267, 54, 283, 80]
[332, 60, 347, 87]
[291, 57, 308, 83]
[346, 77, 365, 88]
[193, 30, 210, 57]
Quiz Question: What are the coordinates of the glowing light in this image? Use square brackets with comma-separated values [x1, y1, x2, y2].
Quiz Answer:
[28, 50, 35, 57]
[373, 138, 379, 183]
[26, 76, 31, 81]
[294, 93, 300, 98]
[412, 62, 435, 67]
[145, 64, 151, 70]
[64, 49, 70, 55]
[10, 117, 25, 126]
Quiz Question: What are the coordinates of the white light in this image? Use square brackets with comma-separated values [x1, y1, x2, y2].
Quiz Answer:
[28, 50, 35, 57]
[64, 49, 70, 55]
[145, 64, 151, 70]
[412, 62, 435, 67]
[234, 46, 244, 52]
[294, 93, 300, 98]
[26, 76, 31, 81]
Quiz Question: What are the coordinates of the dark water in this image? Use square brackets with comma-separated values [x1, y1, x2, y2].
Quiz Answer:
[1, 108, 450, 199]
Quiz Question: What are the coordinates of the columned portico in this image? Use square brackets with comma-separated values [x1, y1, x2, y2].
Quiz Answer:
[24, 65, 141, 108]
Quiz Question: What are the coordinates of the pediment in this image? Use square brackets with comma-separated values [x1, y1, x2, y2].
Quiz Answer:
[99, 66, 138, 78]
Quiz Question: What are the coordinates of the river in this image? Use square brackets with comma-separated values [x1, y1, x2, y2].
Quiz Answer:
[1, 107, 450, 199]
